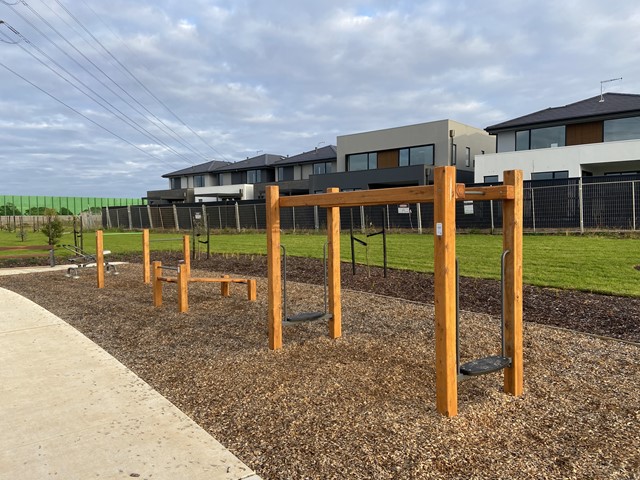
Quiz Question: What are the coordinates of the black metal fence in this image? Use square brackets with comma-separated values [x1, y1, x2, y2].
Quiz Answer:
[104, 176, 640, 233]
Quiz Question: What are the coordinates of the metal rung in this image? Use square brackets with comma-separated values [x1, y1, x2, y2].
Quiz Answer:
[459, 356, 511, 377]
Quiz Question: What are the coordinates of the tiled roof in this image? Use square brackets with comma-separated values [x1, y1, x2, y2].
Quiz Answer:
[162, 160, 231, 178]
[213, 154, 284, 172]
[272, 145, 337, 166]
[486, 93, 640, 133]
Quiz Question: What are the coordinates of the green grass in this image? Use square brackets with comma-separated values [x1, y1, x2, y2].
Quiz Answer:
[1, 229, 639, 297]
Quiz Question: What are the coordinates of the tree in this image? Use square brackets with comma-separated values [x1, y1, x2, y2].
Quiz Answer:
[0, 203, 22, 216]
[41, 209, 64, 245]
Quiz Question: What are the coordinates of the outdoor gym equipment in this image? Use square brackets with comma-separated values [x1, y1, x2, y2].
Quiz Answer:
[281, 243, 331, 324]
[456, 251, 512, 378]
[349, 208, 387, 277]
[61, 243, 118, 279]
[191, 211, 211, 260]
[152, 260, 256, 313]
[142, 229, 190, 284]
[265, 167, 523, 417]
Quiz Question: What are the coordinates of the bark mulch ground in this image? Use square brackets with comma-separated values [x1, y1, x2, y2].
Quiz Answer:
[0, 254, 638, 479]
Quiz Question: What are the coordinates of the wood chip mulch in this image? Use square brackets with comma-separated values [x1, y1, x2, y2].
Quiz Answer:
[1, 255, 638, 480]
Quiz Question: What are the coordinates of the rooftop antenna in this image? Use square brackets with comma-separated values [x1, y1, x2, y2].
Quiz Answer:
[599, 77, 622, 102]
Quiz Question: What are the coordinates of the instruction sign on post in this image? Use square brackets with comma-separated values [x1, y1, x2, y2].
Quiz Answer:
[464, 201, 474, 215]
[398, 204, 411, 214]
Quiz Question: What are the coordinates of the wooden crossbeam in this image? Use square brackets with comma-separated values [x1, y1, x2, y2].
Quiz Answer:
[461, 185, 515, 201]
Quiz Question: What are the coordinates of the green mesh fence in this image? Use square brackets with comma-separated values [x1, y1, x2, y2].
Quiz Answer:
[0, 195, 145, 216]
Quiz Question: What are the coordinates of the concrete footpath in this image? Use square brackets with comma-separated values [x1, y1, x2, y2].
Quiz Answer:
[0, 281, 261, 480]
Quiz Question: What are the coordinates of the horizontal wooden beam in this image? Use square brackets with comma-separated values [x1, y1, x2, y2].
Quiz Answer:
[190, 277, 251, 284]
[461, 185, 515, 201]
[279, 184, 466, 208]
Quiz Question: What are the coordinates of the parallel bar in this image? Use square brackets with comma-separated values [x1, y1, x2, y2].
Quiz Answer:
[96, 230, 105, 289]
[266, 186, 282, 350]
[461, 185, 515, 201]
[280, 184, 466, 208]
[327, 187, 341, 339]
[190, 277, 251, 284]
[433, 166, 458, 417]
[502, 170, 524, 397]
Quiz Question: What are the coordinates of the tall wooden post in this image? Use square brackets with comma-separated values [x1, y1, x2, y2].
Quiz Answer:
[433, 166, 458, 417]
[143, 229, 150, 284]
[266, 186, 282, 350]
[326, 187, 341, 339]
[177, 263, 188, 313]
[183, 235, 191, 278]
[96, 230, 105, 289]
[502, 170, 524, 396]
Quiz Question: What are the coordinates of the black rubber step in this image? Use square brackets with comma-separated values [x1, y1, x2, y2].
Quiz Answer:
[459, 355, 511, 376]
[284, 312, 332, 323]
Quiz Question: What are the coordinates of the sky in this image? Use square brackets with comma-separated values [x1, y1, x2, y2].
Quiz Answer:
[1, 0, 639, 198]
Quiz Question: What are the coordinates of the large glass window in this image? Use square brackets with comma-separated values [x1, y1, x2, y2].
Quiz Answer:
[170, 177, 181, 189]
[465, 147, 471, 167]
[604, 116, 640, 142]
[515, 130, 530, 151]
[530, 170, 569, 181]
[409, 145, 434, 165]
[399, 148, 409, 166]
[347, 153, 376, 171]
[530, 126, 565, 149]
[246, 170, 262, 183]
[313, 162, 332, 175]
[193, 175, 205, 187]
[277, 166, 294, 181]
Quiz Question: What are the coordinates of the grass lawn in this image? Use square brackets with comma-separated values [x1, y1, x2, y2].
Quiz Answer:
[1, 229, 638, 296]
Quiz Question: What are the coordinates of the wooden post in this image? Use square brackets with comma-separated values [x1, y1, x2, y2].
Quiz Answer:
[433, 166, 457, 417]
[96, 230, 105, 289]
[183, 235, 191, 278]
[178, 263, 188, 313]
[143, 229, 150, 284]
[266, 186, 282, 350]
[502, 170, 524, 396]
[221, 275, 231, 297]
[247, 279, 257, 301]
[152, 261, 163, 307]
[326, 187, 341, 339]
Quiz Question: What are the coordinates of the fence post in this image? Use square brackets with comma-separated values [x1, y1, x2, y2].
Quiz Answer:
[106, 206, 112, 229]
[254, 204, 258, 229]
[490, 199, 495, 234]
[235, 202, 241, 232]
[292, 206, 296, 233]
[314, 206, 319, 231]
[147, 205, 154, 229]
[416, 203, 423, 234]
[126, 206, 133, 230]
[530, 187, 536, 233]
[579, 178, 584, 234]
[633, 181, 637, 231]
[172, 205, 179, 231]
[360, 206, 365, 234]
[386, 205, 390, 230]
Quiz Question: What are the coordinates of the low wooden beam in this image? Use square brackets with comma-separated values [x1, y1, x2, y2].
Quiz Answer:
[503, 170, 524, 396]
[461, 185, 515, 201]
[433, 166, 458, 417]
[279, 184, 466, 208]
[221, 274, 231, 297]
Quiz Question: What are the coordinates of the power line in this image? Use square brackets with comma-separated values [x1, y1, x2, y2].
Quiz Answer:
[0, 58, 180, 169]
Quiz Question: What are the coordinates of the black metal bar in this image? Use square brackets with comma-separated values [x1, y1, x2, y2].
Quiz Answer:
[350, 209, 356, 275]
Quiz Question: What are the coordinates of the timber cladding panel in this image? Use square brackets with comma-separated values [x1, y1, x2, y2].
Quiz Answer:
[566, 121, 603, 146]
[377, 149, 399, 169]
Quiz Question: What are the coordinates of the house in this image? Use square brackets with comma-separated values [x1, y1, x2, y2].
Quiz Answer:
[146, 160, 231, 204]
[310, 119, 495, 192]
[476, 93, 640, 182]
[270, 145, 337, 197]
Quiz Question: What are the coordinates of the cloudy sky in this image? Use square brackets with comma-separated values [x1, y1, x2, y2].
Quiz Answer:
[1, 0, 639, 198]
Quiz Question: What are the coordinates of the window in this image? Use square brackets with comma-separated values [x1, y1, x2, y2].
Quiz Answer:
[277, 166, 294, 181]
[347, 153, 377, 171]
[515, 130, 530, 151]
[399, 149, 409, 166]
[484, 175, 499, 183]
[170, 177, 181, 189]
[604, 116, 640, 142]
[465, 147, 471, 167]
[193, 175, 205, 188]
[246, 170, 262, 183]
[313, 162, 332, 175]
[451, 144, 457, 165]
[530, 126, 565, 149]
[409, 145, 434, 165]
[530, 170, 569, 181]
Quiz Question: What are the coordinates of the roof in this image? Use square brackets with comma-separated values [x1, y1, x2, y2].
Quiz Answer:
[272, 145, 337, 166]
[486, 93, 640, 133]
[162, 160, 232, 178]
[213, 153, 284, 172]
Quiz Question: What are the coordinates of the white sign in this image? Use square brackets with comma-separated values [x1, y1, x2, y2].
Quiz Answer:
[398, 204, 410, 214]
[464, 201, 474, 215]
[436, 222, 443, 236]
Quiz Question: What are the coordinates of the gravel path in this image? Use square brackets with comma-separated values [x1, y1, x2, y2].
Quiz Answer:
[1, 258, 638, 479]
